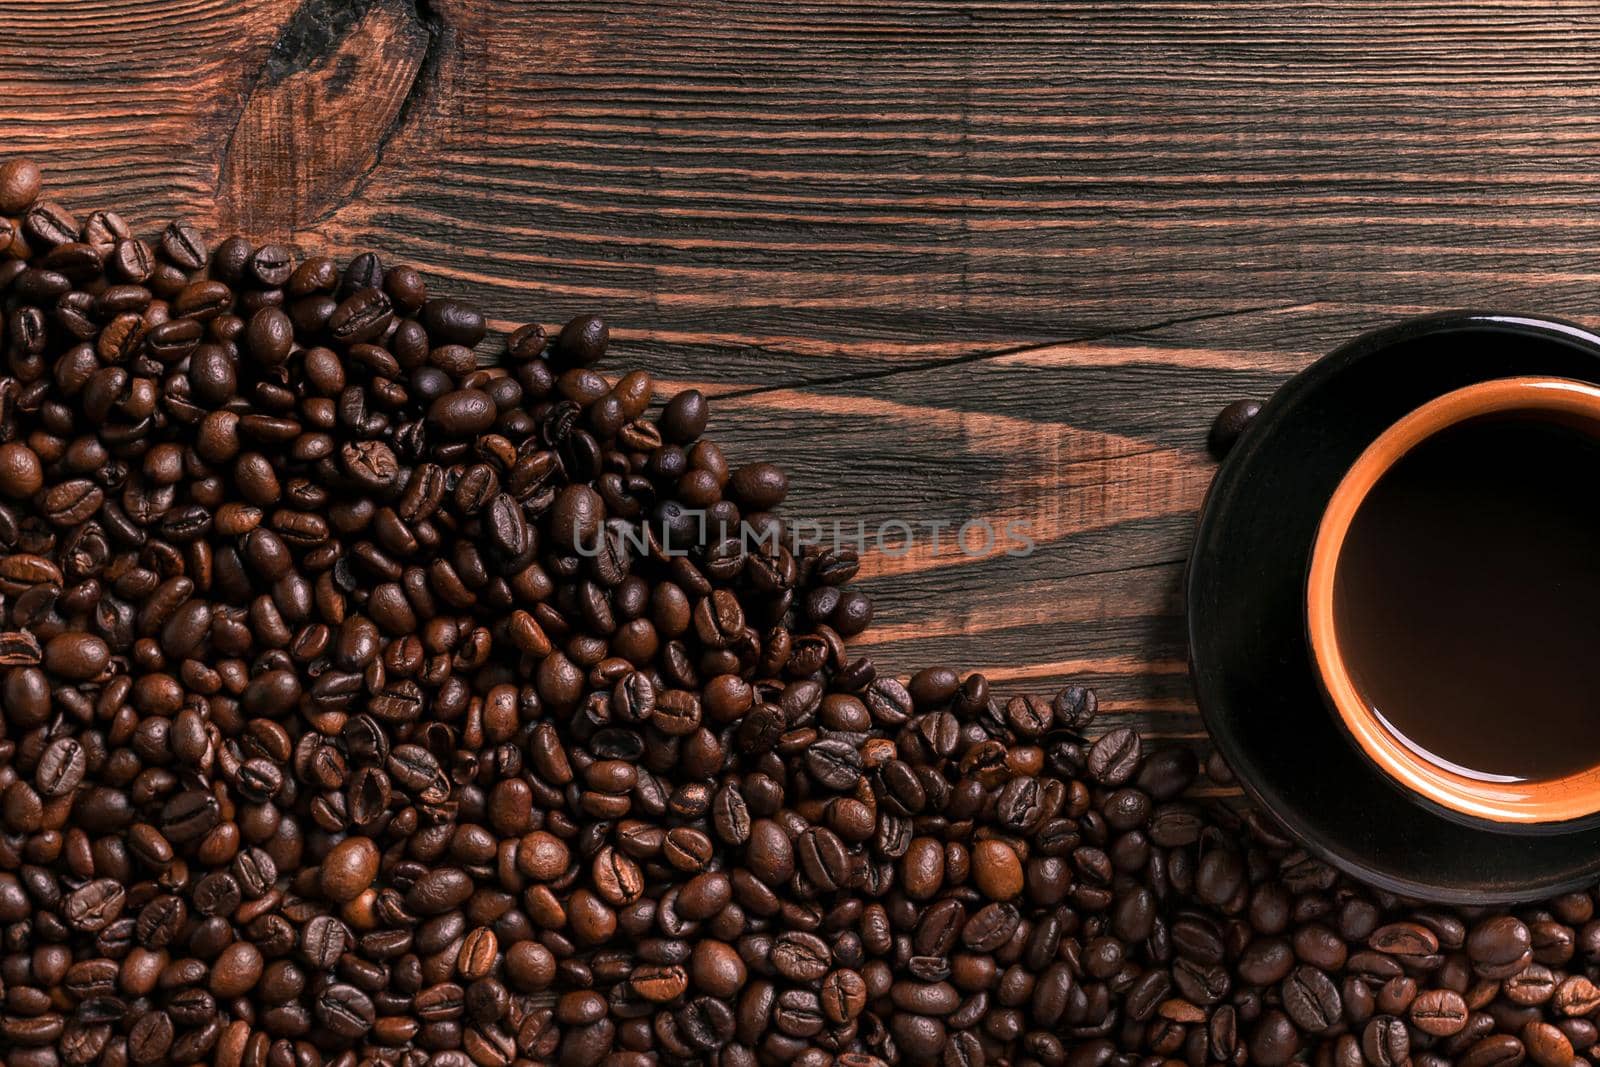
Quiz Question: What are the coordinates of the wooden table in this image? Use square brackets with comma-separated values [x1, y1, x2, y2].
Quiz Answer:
[12, 0, 1594, 751]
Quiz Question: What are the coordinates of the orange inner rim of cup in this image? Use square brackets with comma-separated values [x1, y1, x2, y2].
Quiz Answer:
[1307, 376, 1600, 824]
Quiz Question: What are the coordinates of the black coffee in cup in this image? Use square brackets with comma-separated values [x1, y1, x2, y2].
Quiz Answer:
[1332, 412, 1600, 782]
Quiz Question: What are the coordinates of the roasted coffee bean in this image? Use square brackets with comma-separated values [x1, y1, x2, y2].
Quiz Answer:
[317, 982, 376, 1038]
[773, 931, 832, 982]
[592, 846, 645, 905]
[821, 968, 869, 1023]
[302, 914, 351, 969]
[1554, 974, 1600, 1016]
[1282, 965, 1342, 1033]
[26, 201, 79, 246]
[36, 736, 87, 794]
[423, 298, 487, 346]
[64, 879, 126, 932]
[0, 158, 42, 213]
[1506, 963, 1559, 1006]
[1523, 1020, 1573, 1067]
[1411, 987, 1470, 1036]
[127, 1010, 174, 1064]
[161, 219, 208, 269]
[329, 287, 394, 344]
[805, 737, 863, 789]
[972, 838, 1024, 900]
[1459, 1033, 1527, 1067]
[232, 847, 277, 897]
[1362, 1015, 1410, 1067]
[42, 632, 109, 679]
[0, 443, 44, 499]
[322, 836, 380, 902]
[429, 388, 497, 437]
[1087, 727, 1141, 784]
[631, 964, 689, 1003]
[211, 942, 264, 997]
[1469, 917, 1534, 978]
[1209, 398, 1262, 457]
[135, 894, 186, 946]
[554, 313, 609, 366]
[1371, 921, 1440, 960]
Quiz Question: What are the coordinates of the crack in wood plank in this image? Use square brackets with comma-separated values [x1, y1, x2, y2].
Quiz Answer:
[714, 300, 1321, 399]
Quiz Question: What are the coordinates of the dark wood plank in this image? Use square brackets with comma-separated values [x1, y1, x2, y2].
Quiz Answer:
[330, 0, 1600, 387]
[3, 0, 1595, 735]
[697, 302, 1388, 735]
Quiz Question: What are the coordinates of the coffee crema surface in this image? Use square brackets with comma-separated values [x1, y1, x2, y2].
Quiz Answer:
[1334, 412, 1600, 782]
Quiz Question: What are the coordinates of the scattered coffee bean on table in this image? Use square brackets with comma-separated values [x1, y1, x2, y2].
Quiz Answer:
[3, 158, 1600, 1067]
[1208, 399, 1262, 460]
[1203, 395, 1267, 457]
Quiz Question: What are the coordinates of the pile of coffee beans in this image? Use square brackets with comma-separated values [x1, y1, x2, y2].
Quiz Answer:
[2, 156, 1599, 1067]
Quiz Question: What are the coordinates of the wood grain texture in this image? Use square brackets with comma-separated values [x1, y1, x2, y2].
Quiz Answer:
[3, 0, 1595, 745]
[217, 0, 434, 232]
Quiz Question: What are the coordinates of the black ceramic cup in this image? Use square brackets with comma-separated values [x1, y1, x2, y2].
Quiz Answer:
[1189, 311, 1600, 902]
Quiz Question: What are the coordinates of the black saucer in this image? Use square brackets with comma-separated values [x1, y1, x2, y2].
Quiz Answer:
[1188, 311, 1600, 904]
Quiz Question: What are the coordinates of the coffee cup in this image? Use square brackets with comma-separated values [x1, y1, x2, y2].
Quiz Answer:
[1307, 376, 1600, 825]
